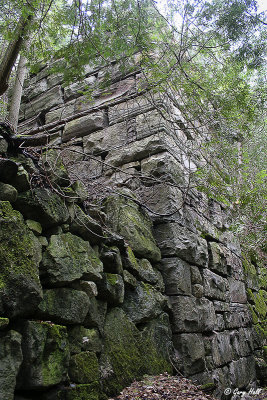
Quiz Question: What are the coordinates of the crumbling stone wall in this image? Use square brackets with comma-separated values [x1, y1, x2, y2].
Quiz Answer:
[0, 60, 266, 399]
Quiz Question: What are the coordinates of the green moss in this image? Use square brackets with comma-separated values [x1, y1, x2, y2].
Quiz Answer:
[199, 383, 217, 391]
[69, 352, 99, 384]
[0, 317, 9, 329]
[248, 304, 259, 324]
[254, 290, 267, 318]
[59, 382, 99, 400]
[106, 273, 119, 286]
[0, 201, 41, 283]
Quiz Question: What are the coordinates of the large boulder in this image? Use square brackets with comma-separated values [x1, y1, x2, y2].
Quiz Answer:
[0, 182, 18, 202]
[40, 233, 103, 286]
[173, 333, 205, 375]
[0, 201, 43, 318]
[0, 330, 23, 400]
[68, 351, 99, 384]
[16, 321, 69, 390]
[14, 188, 69, 229]
[104, 193, 161, 262]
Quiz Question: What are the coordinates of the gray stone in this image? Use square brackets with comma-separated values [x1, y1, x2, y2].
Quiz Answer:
[229, 278, 247, 303]
[231, 328, 254, 358]
[0, 158, 18, 183]
[105, 194, 161, 262]
[97, 273, 124, 305]
[70, 280, 98, 297]
[208, 242, 229, 276]
[83, 121, 128, 155]
[63, 111, 107, 142]
[0, 201, 43, 318]
[45, 100, 76, 124]
[64, 76, 96, 101]
[37, 288, 90, 324]
[211, 332, 233, 367]
[191, 266, 202, 284]
[203, 269, 229, 301]
[224, 304, 251, 329]
[214, 314, 225, 331]
[24, 78, 48, 100]
[68, 326, 102, 354]
[39, 148, 70, 187]
[123, 270, 137, 289]
[108, 95, 157, 125]
[0, 330, 23, 400]
[12, 165, 30, 192]
[0, 182, 18, 202]
[16, 321, 69, 390]
[173, 333, 205, 375]
[40, 233, 103, 286]
[192, 284, 204, 298]
[136, 109, 172, 140]
[105, 133, 177, 167]
[154, 222, 208, 267]
[24, 85, 64, 119]
[158, 257, 191, 295]
[84, 297, 107, 334]
[26, 219, 42, 235]
[69, 204, 104, 245]
[229, 356, 256, 388]
[170, 296, 216, 333]
[122, 282, 168, 324]
[14, 188, 69, 229]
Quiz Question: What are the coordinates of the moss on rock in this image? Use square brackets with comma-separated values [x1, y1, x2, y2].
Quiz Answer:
[69, 351, 100, 383]
[0, 201, 42, 317]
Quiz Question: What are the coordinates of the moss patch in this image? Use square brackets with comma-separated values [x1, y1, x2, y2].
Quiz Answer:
[69, 351, 100, 384]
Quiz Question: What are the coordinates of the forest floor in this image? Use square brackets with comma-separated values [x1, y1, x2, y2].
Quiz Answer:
[109, 374, 267, 400]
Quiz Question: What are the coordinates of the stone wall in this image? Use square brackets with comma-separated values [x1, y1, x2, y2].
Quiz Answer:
[0, 60, 266, 399]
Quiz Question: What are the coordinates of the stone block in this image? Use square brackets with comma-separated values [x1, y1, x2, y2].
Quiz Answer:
[69, 351, 99, 383]
[192, 284, 204, 298]
[97, 273, 124, 305]
[108, 94, 158, 125]
[208, 242, 229, 276]
[224, 304, 252, 329]
[211, 332, 233, 367]
[45, 100, 76, 124]
[64, 76, 96, 101]
[231, 328, 254, 358]
[12, 165, 30, 192]
[123, 248, 160, 284]
[170, 296, 216, 333]
[0, 201, 43, 318]
[38, 288, 90, 324]
[203, 269, 229, 301]
[24, 78, 48, 100]
[14, 188, 69, 229]
[0, 330, 22, 400]
[173, 333, 205, 375]
[40, 233, 103, 286]
[154, 222, 208, 267]
[0, 182, 18, 202]
[16, 321, 69, 390]
[191, 266, 202, 284]
[136, 109, 172, 140]
[24, 85, 64, 119]
[105, 133, 177, 167]
[229, 278, 247, 303]
[0, 135, 8, 154]
[122, 282, 168, 324]
[105, 193, 161, 262]
[63, 111, 107, 142]
[84, 297, 107, 334]
[83, 121, 128, 155]
[68, 326, 102, 354]
[229, 356, 256, 388]
[158, 257, 191, 295]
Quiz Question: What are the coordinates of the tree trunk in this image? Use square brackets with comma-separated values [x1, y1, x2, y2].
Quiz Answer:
[8, 54, 27, 131]
[0, 14, 32, 96]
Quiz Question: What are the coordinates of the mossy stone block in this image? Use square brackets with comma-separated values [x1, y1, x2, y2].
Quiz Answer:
[59, 382, 99, 400]
[0, 183, 18, 202]
[97, 273, 124, 305]
[0, 201, 43, 318]
[14, 188, 69, 228]
[0, 317, 9, 330]
[68, 326, 102, 354]
[69, 351, 100, 383]
[40, 233, 103, 286]
[26, 219, 42, 235]
[104, 194, 161, 262]
[16, 321, 70, 390]
[38, 288, 90, 324]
